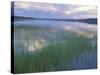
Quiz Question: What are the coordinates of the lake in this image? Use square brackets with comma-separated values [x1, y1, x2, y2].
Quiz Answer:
[13, 19, 97, 73]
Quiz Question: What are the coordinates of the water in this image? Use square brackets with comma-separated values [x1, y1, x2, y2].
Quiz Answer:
[13, 19, 97, 73]
[71, 51, 97, 69]
[14, 19, 97, 31]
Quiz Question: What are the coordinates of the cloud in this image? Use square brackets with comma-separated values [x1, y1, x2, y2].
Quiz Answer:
[14, 2, 56, 11]
[13, 1, 97, 19]
[63, 5, 97, 19]
[64, 5, 97, 15]
[14, 1, 33, 9]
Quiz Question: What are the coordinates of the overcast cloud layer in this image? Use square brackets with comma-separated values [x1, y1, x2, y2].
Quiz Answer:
[12, 1, 97, 19]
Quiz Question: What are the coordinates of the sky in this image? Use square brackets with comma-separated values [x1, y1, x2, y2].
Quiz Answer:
[12, 1, 97, 19]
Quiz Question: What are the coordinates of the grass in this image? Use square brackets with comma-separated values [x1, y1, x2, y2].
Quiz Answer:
[14, 36, 94, 73]
[13, 25, 97, 73]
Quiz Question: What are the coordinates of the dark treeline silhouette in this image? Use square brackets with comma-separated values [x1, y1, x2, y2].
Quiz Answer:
[11, 16, 97, 24]
[11, 16, 35, 21]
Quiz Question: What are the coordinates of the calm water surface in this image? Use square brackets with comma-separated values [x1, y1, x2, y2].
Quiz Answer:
[14, 19, 97, 70]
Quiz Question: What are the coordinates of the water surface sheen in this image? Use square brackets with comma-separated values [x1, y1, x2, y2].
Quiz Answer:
[14, 19, 97, 72]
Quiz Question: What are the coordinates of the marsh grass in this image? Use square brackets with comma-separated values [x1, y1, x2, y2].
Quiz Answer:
[14, 34, 94, 73]
[13, 25, 97, 73]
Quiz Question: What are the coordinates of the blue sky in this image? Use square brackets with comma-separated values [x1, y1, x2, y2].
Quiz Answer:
[13, 1, 97, 19]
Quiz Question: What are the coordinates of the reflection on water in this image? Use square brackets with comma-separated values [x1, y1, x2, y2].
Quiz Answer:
[75, 31, 94, 38]
[14, 19, 97, 72]
[24, 39, 46, 52]
[14, 20, 97, 30]
[14, 39, 47, 52]
[71, 51, 97, 69]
